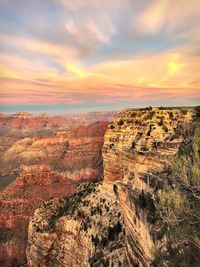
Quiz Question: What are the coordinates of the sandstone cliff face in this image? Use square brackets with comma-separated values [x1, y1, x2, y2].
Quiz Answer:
[26, 108, 193, 267]
[27, 182, 125, 267]
[103, 108, 192, 182]
[102, 108, 193, 266]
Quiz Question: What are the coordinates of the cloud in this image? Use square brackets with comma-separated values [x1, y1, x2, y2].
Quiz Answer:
[65, 19, 115, 46]
[0, 0, 199, 111]
[137, 0, 200, 35]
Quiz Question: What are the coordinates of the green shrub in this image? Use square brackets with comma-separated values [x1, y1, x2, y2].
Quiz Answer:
[194, 106, 200, 119]
[168, 112, 174, 119]
[155, 127, 200, 266]
[117, 119, 124, 126]
[162, 125, 168, 132]
[158, 118, 164, 126]
[131, 111, 137, 117]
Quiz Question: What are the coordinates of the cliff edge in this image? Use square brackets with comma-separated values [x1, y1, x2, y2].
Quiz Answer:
[26, 107, 194, 266]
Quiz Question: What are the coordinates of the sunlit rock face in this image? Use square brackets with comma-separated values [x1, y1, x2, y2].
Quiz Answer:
[26, 108, 193, 267]
[27, 182, 125, 267]
[0, 112, 118, 176]
[102, 108, 193, 266]
[0, 115, 117, 266]
[103, 108, 193, 183]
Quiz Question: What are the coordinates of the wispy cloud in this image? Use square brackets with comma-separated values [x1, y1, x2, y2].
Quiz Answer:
[137, 0, 200, 35]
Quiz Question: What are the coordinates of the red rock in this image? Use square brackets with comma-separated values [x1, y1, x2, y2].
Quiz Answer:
[0, 115, 117, 265]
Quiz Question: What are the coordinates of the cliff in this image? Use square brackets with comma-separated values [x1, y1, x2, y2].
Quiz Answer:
[27, 182, 125, 267]
[0, 165, 77, 267]
[0, 120, 112, 266]
[26, 107, 193, 266]
[0, 112, 117, 176]
[0, 121, 108, 178]
[103, 107, 193, 266]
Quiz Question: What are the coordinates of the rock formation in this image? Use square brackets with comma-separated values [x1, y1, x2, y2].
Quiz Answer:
[0, 111, 118, 130]
[27, 182, 125, 267]
[26, 107, 194, 266]
[0, 112, 117, 177]
[0, 165, 77, 267]
[0, 115, 116, 266]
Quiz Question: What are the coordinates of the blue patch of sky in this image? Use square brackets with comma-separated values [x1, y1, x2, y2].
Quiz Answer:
[1, 99, 198, 115]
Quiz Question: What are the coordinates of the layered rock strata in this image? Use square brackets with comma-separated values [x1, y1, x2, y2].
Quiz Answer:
[0, 165, 77, 267]
[0, 111, 117, 176]
[26, 108, 193, 266]
[102, 108, 193, 266]
[27, 182, 125, 267]
[0, 120, 112, 266]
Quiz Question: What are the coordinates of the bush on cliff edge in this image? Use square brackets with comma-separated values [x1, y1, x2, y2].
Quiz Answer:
[154, 125, 200, 267]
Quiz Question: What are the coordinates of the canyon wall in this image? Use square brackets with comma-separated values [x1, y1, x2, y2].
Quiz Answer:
[0, 115, 116, 266]
[0, 112, 117, 177]
[0, 165, 77, 267]
[26, 108, 193, 266]
[102, 108, 193, 266]
[0, 111, 118, 131]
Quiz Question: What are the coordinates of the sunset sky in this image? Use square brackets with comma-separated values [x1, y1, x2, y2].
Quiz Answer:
[0, 0, 200, 113]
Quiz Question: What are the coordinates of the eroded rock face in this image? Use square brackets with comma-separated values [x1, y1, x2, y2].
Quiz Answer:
[103, 108, 193, 183]
[0, 119, 114, 266]
[0, 165, 77, 267]
[27, 182, 125, 267]
[26, 108, 194, 267]
[102, 108, 193, 266]
[0, 122, 109, 182]
[0, 112, 118, 177]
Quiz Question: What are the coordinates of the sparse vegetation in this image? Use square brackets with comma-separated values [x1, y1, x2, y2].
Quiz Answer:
[154, 126, 200, 267]
[141, 145, 148, 152]
[162, 125, 168, 132]
[117, 119, 124, 126]
[168, 112, 174, 119]
[158, 118, 164, 126]
[194, 106, 200, 119]
[107, 221, 122, 241]
[131, 111, 137, 117]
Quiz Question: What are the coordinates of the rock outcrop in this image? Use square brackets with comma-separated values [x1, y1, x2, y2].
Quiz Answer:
[26, 107, 193, 266]
[27, 182, 125, 267]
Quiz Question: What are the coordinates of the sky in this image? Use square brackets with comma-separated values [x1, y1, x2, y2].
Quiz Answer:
[0, 0, 200, 114]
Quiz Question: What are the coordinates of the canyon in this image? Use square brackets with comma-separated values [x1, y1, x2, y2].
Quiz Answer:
[0, 111, 117, 266]
[0, 111, 117, 177]
[26, 107, 196, 267]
